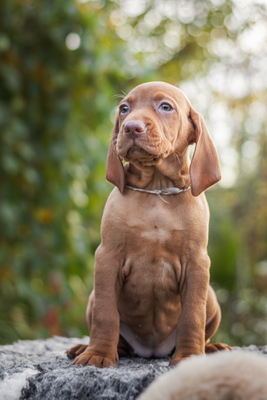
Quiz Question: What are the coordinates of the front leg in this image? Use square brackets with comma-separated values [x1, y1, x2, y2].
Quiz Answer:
[72, 246, 121, 368]
[170, 255, 209, 366]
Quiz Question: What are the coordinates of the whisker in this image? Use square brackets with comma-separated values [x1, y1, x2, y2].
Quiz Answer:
[106, 136, 118, 147]
[112, 94, 126, 100]
[174, 152, 181, 165]
[112, 90, 128, 100]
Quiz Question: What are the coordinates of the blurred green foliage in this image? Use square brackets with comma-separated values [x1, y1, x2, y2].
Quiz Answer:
[0, 0, 128, 342]
[0, 0, 267, 347]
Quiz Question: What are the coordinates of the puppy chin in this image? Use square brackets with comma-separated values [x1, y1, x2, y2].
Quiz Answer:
[127, 146, 153, 158]
[117, 143, 170, 168]
[124, 145, 160, 164]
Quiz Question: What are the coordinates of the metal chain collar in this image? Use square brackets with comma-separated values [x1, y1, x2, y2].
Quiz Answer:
[124, 185, 191, 204]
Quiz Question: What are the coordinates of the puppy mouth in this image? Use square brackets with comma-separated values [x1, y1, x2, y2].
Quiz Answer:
[116, 132, 170, 165]
[122, 145, 168, 164]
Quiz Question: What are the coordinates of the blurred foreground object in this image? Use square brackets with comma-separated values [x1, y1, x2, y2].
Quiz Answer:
[138, 351, 267, 400]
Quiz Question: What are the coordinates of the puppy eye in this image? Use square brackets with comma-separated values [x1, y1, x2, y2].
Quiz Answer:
[159, 103, 173, 111]
[120, 105, 129, 114]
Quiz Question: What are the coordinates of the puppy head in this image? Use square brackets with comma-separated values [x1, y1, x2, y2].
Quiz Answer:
[107, 82, 221, 196]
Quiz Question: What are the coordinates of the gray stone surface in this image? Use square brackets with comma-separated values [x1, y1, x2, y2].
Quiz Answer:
[0, 336, 170, 400]
[1, 337, 267, 400]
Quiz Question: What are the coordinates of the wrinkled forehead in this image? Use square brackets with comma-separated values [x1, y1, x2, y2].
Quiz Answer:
[122, 82, 190, 110]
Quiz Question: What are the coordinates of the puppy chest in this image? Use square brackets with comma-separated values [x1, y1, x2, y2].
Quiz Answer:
[140, 225, 171, 243]
[121, 257, 180, 301]
[125, 207, 185, 246]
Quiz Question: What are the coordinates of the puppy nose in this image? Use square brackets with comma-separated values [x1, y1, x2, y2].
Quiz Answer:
[124, 120, 145, 138]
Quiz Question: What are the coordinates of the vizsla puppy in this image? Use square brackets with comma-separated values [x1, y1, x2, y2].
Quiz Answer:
[66, 82, 231, 368]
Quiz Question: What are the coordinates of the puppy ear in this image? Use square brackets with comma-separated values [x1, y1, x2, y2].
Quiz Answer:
[106, 114, 125, 193]
[189, 107, 221, 197]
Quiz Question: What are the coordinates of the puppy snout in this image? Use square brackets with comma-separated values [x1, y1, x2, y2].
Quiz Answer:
[124, 120, 145, 138]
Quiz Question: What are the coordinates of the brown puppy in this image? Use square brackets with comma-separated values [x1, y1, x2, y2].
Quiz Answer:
[66, 82, 231, 368]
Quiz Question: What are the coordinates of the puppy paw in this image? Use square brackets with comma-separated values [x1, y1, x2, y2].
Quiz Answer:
[72, 349, 117, 368]
[66, 344, 88, 360]
[205, 342, 232, 353]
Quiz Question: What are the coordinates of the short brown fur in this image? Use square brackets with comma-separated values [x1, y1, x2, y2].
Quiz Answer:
[66, 82, 231, 368]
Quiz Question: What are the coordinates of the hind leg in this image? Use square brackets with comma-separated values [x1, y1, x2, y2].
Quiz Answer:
[205, 286, 232, 353]
[117, 334, 135, 358]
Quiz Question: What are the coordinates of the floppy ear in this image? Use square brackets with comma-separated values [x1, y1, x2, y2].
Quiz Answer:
[106, 114, 125, 193]
[189, 107, 221, 197]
